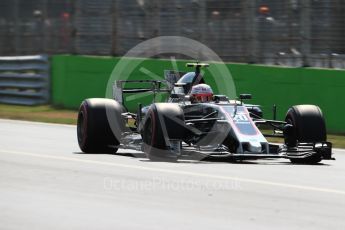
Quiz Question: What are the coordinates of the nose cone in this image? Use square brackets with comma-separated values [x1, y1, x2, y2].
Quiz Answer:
[248, 141, 262, 153]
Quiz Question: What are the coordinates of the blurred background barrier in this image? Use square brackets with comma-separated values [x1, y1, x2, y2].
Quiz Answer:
[51, 55, 345, 133]
[51, 55, 119, 108]
[0, 55, 50, 105]
[0, 0, 344, 69]
[1, 0, 343, 130]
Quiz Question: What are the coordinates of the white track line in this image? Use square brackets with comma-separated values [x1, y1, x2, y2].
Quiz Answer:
[0, 118, 75, 127]
[1, 149, 345, 196]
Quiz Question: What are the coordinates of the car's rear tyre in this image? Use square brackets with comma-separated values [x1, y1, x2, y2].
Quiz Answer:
[77, 98, 125, 153]
[141, 103, 185, 162]
[284, 105, 326, 164]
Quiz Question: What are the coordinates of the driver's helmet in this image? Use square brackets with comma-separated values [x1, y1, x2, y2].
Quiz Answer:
[190, 84, 213, 103]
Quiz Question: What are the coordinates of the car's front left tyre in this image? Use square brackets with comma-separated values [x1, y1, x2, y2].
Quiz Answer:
[141, 103, 185, 162]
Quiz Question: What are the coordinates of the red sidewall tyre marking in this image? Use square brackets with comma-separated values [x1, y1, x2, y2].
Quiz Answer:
[80, 103, 88, 147]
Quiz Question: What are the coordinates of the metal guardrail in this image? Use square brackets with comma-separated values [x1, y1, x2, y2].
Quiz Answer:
[0, 55, 50, 105]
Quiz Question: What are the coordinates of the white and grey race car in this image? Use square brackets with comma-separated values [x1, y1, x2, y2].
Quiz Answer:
[77, 63, 333, 164]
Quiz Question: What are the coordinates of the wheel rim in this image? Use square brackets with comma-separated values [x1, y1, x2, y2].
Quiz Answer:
[285, 117, 297, 147]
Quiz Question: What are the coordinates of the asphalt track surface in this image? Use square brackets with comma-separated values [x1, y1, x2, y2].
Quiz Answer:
[1, 119, 345, 230]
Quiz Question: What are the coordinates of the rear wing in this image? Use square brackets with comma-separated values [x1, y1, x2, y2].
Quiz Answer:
[113, 80, 171, 105]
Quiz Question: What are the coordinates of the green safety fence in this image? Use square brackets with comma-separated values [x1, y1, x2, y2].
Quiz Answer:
[51, 55, 345, 133]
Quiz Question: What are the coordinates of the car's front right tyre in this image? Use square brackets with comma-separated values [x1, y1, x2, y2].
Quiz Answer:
[77, 98, 125, 153]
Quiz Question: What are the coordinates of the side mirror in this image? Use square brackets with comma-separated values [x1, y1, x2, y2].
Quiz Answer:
[240, 94, 252, 100]
[239, 94, 252, 105]
[213, 95, 229, 103]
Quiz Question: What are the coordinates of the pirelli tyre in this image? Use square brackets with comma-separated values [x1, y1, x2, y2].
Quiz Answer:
[284, 104, 326, 164]
[141, 103, 185, 162]
[77, 98, 125, 153]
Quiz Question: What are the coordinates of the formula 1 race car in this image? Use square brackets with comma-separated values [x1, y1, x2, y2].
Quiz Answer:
[77, 63, 333, 164]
